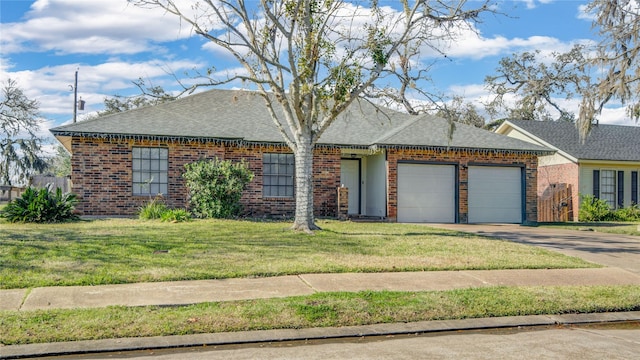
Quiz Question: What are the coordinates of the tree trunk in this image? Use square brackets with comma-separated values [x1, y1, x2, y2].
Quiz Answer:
[291, 141, 320, 233]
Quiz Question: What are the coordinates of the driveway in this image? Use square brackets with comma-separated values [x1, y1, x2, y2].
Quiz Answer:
[429, 224, 640, 274]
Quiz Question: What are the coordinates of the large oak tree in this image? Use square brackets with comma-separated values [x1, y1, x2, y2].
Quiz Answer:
[131, 0, 493, 232]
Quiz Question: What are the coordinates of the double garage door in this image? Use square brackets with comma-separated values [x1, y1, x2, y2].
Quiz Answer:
[397, 164, 522, 223]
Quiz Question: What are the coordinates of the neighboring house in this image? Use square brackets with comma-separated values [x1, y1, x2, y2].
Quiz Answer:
[497, 120, 640, 221]
[50, 89, 551, 224]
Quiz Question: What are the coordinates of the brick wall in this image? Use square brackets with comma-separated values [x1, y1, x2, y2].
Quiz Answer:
[386, 148, 539, 223]
[71, 137, 539, 223]
[71, 138, 340, 217]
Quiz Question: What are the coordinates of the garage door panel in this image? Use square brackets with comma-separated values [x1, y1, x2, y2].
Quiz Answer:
[468, 166, 522, 223]
[397, 164, 455, 223]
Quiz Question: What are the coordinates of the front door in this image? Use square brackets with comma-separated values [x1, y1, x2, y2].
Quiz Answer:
[340, 159, 360, 215]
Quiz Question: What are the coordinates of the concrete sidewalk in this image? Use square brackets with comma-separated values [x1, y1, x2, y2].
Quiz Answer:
[3, 268, 640, 359]
[3, 267, 640, 311]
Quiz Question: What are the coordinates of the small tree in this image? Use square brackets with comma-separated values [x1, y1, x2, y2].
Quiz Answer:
[183, 158, 254, 218]
[0, 78, 47, 185]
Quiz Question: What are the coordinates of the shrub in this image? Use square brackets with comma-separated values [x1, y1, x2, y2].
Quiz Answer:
[613, 204, 640, 222]
[578, 194, 612, 222]
[160, 208, 191, 222]
[183, 158, 254, 218]
[0, 186, 79, 223]
[138, 198, 168, 220]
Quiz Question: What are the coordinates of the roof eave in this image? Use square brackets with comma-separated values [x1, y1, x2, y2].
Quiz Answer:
[499, 120, 578, 162]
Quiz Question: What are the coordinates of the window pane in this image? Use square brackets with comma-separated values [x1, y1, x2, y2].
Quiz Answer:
[601, 170, 616, 208]
[262, 153, 294, 198]
[133, 147, 168, 196]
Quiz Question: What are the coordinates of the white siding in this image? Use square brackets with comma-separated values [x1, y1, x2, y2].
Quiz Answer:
[364, 152, 386, 217]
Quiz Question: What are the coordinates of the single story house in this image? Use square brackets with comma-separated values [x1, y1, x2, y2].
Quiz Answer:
[496, 119, 640, 221]
[50, 89, 551, 224]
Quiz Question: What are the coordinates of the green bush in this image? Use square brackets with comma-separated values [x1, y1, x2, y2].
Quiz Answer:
[183, 158, 254, 218]
[138, 198, 168, 220]
[0, 186, 79, 223]
[579, 195, 640, 222]
[579, 194, 612, 222]
[161, 208, 191, 222]
[613, 204, 640, 222]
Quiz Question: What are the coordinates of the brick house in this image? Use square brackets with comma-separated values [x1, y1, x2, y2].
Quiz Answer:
[497, 120, 640, 221]
[50, 89, 550, 223]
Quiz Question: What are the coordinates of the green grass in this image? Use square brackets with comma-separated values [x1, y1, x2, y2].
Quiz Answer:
[540, 222, 640, 236]
[0, 219, 596, 289]
[2, 285, 639, 345]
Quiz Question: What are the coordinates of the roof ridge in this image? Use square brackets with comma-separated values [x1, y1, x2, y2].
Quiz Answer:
[371, 114, 424, 144]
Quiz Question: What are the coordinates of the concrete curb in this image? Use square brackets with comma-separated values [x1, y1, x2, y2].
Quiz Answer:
[3, 311, 639, 359]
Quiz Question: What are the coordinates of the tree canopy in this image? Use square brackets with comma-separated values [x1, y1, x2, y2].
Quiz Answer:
[0, 78, 47, 186]
[484, 0, 640, 139]
[99, 79, 176, 116]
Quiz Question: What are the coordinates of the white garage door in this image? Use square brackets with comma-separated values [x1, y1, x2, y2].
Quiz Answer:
[468, 166, 522, 223]
[397, 164, 455, 223]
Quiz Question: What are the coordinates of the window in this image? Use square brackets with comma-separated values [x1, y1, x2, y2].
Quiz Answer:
[132, 147, 168, 196]
[599, 170, 616, 208]
[263, 153, 294, 197]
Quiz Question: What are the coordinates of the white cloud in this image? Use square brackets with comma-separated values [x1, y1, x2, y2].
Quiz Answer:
[1, 59, 203, 127]
[1, 0, 191, 55]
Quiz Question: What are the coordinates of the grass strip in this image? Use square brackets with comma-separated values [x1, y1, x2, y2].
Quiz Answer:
[2, 285, 639, 345]
[540, 222, 640, 236]
[0, 219, 595, 289]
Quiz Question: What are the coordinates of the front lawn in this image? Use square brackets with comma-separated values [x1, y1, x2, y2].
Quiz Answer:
[0, 219, 595, 289]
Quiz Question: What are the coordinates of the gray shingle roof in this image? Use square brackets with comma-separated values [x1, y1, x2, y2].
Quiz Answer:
[50, 89, 549, 153]
[505, 120, 640, 161]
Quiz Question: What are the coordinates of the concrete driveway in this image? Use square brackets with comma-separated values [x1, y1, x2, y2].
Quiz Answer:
[429, 224, 640, 274]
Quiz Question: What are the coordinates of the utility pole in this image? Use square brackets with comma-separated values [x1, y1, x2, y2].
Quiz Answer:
[73, 70, 78, 123]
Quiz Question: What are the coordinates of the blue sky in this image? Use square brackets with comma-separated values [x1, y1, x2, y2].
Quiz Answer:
[1, 0, 634, 142]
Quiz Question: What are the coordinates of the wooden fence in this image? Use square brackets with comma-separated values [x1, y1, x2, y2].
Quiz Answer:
[538, 183, 573, 222]
[30, 175, 72, 193]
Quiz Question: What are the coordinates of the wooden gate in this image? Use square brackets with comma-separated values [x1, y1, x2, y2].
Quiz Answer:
[538, 183, 573, 222]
